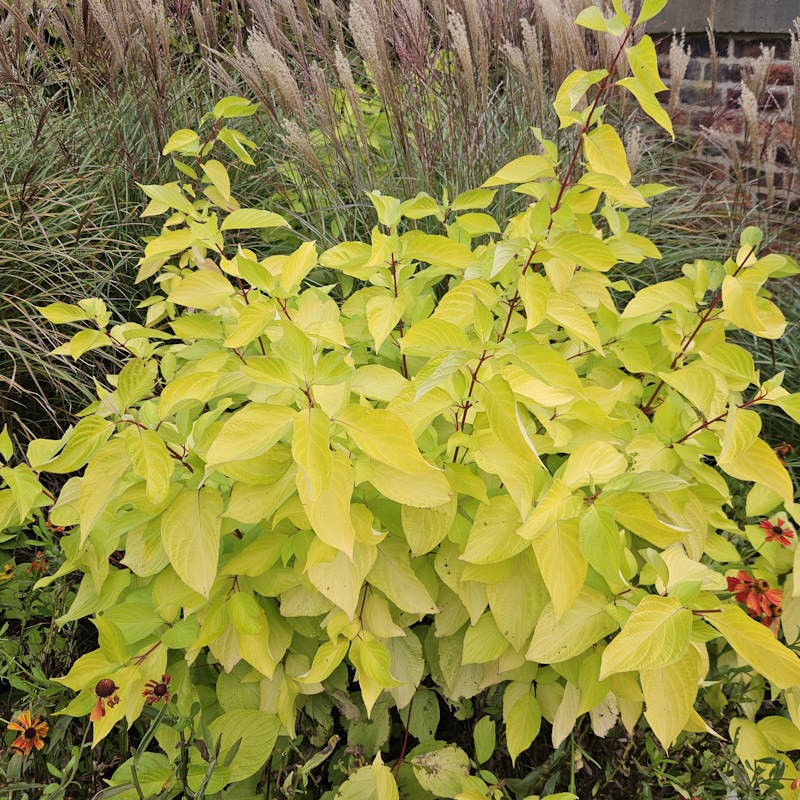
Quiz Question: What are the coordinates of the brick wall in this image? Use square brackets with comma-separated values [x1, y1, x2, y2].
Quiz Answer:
[655, 31, 799, 205]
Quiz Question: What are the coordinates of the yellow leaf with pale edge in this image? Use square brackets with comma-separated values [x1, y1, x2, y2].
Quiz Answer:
[306, 540, 375, 618]
[79, 440, 130, 540]
[280, 241, 318, 294]
[127, 429, 173, 504]
[600, 595, 691, 679]
[505, 692, 542, 764]
[546, 295, 604, 352]
[757, 716, 800, 751]
[532, 520, 586, 620]
[367, 293, 406, 352]
[167, 271, 235, 311]
[161, 487, 222, 597]
[220, 208, 289, 230]
[206, 404, 294, 465]
[527, 588, 619, 664]
[719, 436, 793, 503]
[709, 605, 800, 689]
[482, 155, 555, 187]
[300, 450, 357, 557]
[369, 462, 453, 508]
[337, 406, 438, 476]
[562, 441, 627, 489]
[721, 275, 786, 339]
[292, 407, 331, 502]
[642, 645, 703, 750]
[368, 539, 437, 615]
[584, 124, 630, 183]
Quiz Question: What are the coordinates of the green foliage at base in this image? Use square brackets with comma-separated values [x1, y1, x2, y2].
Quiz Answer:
[2, 4, 800, 798]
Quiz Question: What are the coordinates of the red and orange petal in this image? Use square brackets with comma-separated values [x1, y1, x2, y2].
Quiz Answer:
[759, 518, 796, 547]
[89, 697, 106, 723]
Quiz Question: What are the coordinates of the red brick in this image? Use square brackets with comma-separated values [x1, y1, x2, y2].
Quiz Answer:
[767, 63, 794, 86]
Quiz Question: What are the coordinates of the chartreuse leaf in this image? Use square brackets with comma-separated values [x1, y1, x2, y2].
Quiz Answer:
[207, 710, 280, 783]
[719, 436, 793, 503]
[757, 716, 800, 751]
[31, 417, 114, 473]
[307, 539, 375, 618]
[0, 425, 12, 461]
[368, 538, 437, 615]
[575, 6, 613, 32]
[160, 487, 222, 597]
[206, 404, 294, 465]
[401, 495, 457, 556]
[553, 69, 608, 128]
[584, 124, 631, 183]
[486, 549, 548, 651]
[618, 38, 674, 137]
[600, 595, 692, 679]
[126, 428, 173, 505]
[709, 606, 800, 689]
[637, 0, 668, 23]
[532, 520, 586, 620]
[37, 302, 92, 324]
[337, 406, 444, 480]
[505, 688, 542, 764]
[473, 716, 496, 765]
[462, 612, 510, 663]
[642, 645, 704, 750]
[721, 275, 786, 338]
[78, 439, 130, 539]
[167, 271, 235, 311]
[411, 746, 478, 798]
[162, 128, 200, 155]
[292, 407, 331, 502]
[213, 95, 258, 118]
[220, 208, 289, 230]
[298, 638, 350, 684]
[482, 155, 555, 187]
[528, 588, 618, 664]
[350, 638, 400, 717]
[336, 754, 399, 800]
[299, 450, 357, 556]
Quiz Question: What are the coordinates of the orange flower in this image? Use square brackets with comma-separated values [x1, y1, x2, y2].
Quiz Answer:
[90, 678, 120, 722]
[143, 674, 171, 706]
[727, 569, 782, 630]
[7, 710, 48, 756]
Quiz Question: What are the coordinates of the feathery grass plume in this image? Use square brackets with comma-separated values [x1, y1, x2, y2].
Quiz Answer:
[348, 0, 393, 103]
[744, 44, 775, 106]
[625, 124, 643, 174]
[502, 39, 533, 121]
[520, 17, 546, 124]
[447, 9, 477, 111]
[281, 118, 325, 183]
[668, 29, 691, 119]
[87, 0, 126, 73]
[320, 0, 346, 55]
[538, 0, 587, 89]
[334, 44, 370, 154]
[792, 19, 800, 156]
[246, 29, 305, 120]
[459, 0, 489, 108]
[739, 84, 761, 169]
